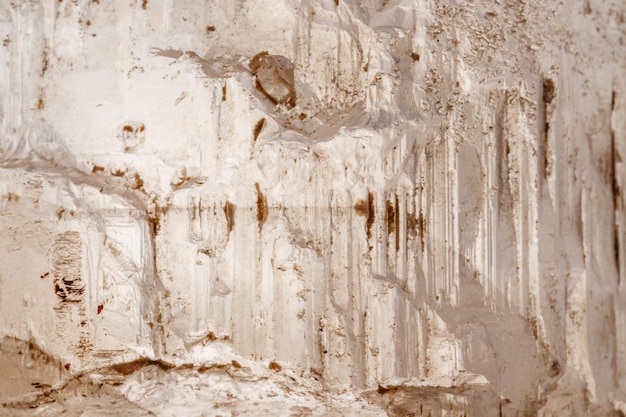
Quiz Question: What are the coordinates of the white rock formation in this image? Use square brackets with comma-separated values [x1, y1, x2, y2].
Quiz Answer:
[0, 0, 625, 415]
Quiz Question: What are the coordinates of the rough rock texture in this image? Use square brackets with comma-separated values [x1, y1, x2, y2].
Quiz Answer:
[1, 0, 626, 415]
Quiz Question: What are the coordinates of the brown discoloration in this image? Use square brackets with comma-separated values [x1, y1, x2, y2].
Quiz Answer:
[206, 331, 217, 341]
[92, 165, 105, 174]
[417, 210, 426, 252]
[249, 51, 269, 74]
[41, 49, 49, 77]
[253, 118, 265, 141]
[53, 232, 84, 302]
[222, 83, 227, 101]
[37, 96, 45, 109]
[40, 272, 50, 279]
[410, 52, 420, 61]
[386, 199, 395, 235]
[549, 359, 561, 377]
[355, 192, 375, 240]
[147, 203, 168, 235]
[543, 78, 555, 105]
[64, 363, 70, 371]
[268, 361, 282, 372]
[206, 25, 215, 32]
[97, 304, 104, 314]
[407, 212, 417, 237]
[111, 169, 126, 177]
[111, 357, 175, 375]
[198, 362, 242, 375]
[395, 195, 400, 251]
[6, 192, 20, 202]
[123, 125, 134, 133]
[225, 201, 236, 234]
[141, 0, 147, 9]
[354, 199, 369, 216]
[132, 173, 144, 191]
[249, 52, 296, 108]
[256, 183, 268, 230]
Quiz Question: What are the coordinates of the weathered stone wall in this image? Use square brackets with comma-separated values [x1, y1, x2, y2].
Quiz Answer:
[1, 1, 625, 415]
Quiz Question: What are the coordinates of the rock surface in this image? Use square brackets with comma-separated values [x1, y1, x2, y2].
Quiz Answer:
[1, 0, 626, 415]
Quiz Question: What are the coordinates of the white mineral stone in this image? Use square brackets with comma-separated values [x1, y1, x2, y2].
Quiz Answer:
[0, 0, 625, 415]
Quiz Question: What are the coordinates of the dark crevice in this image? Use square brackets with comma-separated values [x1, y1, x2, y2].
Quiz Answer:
[610, 89, 621, 284]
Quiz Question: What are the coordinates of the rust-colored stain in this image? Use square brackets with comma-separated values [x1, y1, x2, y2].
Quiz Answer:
[92, 165, 105, 173]
[111, 169, 126, 177]
[97, 304, 104, 314]
[392, 195, 400, 251]
[148, 204, 168, 235]
[224, 201, 236, 234]
[132, 173, 144, 191]
[197, 363, 238, 374]
[64, 363, 70, 371]
[268, 361, 282, 372]
[252, 118, 266, 142]
[40, 272, 50, 279]
[222, 83, 227, 101]
[123, 125, 134, 133]
[354, 192, 375, 240]
[410, 52, 420, 61]
[206, 331, 217, 341]
[141, 0, 147, 9]
[206, 25, 216, 32]
[255, 183, 268, 230]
